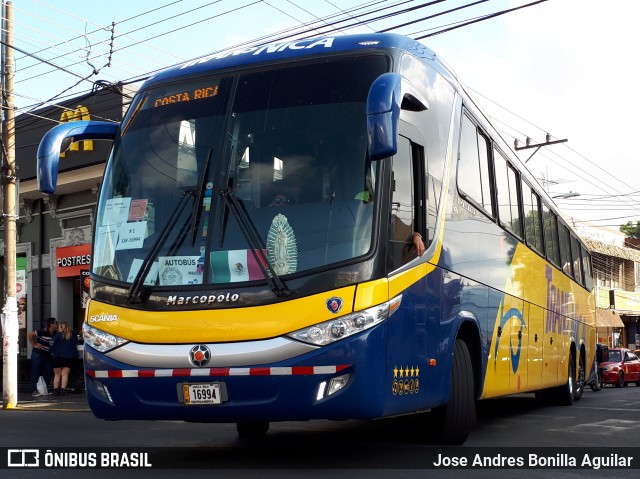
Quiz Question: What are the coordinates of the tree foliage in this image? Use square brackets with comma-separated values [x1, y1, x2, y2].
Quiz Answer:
[620, 220, 640, 239]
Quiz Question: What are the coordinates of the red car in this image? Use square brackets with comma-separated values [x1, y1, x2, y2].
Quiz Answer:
[599, 348, 640, 387]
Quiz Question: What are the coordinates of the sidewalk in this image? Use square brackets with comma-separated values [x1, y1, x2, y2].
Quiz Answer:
[8, 391, 91, 412]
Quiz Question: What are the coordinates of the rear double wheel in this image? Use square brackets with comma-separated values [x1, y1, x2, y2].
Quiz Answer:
[590, 367, 601, 391]
[573, 353, 585, 401]
[535, 353, 575, 405]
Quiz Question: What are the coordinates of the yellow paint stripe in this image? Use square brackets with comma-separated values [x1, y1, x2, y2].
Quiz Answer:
[88, 286, 356, 343]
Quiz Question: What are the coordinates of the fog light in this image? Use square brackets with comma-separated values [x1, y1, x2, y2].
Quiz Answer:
[327, 373, 350, 396]
[94, 380, 114, 404]
[316, 373, 351, 400]
[316, 381, 327, 401]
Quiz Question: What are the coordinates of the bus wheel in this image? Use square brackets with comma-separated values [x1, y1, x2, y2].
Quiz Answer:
[237, 421, 269, 439]
[573, 353, 585, 401]
[552, 354, 575, 406]
[590, 368, 601, 391]
[432, 339, 475, 445]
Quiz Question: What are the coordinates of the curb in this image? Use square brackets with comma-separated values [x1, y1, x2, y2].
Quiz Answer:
[7, 393, 91, 412]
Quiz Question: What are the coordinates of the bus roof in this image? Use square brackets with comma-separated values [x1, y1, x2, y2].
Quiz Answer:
[144, 33, 442, 88]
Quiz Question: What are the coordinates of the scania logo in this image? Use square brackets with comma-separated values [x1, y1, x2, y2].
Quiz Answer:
[189, 345, 211, 367]
[326, 297, 343, 314]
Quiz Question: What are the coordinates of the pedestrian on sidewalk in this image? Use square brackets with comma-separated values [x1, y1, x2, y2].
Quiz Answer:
[51, 321, 79, 396]
[28, 317, 58, 396]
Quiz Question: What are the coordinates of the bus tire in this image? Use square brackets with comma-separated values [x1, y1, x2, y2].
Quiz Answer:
[590, 368, 601, 391]
[555, 354, 575, 406]
[573, 353, 585, 401]
[432, 339, 475, 445]
[237, 421, 269, 439]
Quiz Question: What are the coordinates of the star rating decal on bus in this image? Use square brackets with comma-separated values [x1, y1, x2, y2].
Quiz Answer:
[392, 365, 421, 396]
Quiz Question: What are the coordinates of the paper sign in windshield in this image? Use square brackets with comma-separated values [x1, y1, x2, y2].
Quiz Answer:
[158, 256, 202, 285]
[116, 222, 146, 250]
[103, 197, 132, 227]
[93, 225, 118, 268]
[127, 258, 159, 286]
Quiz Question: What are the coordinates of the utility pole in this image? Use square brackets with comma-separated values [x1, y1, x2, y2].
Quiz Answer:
[1, 0, 17, 409]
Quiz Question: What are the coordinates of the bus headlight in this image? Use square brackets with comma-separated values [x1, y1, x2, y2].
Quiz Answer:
[287, 295, 402, 346]
[83, 322, 129, 353]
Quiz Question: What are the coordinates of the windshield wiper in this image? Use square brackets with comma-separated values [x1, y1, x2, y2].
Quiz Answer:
[127, 189, 194, 303]
[219, 187, 292, 297]
[189, 148, 213, 245]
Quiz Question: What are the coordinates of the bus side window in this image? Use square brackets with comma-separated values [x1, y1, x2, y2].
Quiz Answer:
[558, 222, 573, 277]
[457, 113, 493, 216]
[570, 234, 583, 285]
[388, 136, 424, 271]
[494, 150, 523, 238]
[522, 181, 544, 254]
[582, 248, 594, 290]
[542, 204, 560, 267]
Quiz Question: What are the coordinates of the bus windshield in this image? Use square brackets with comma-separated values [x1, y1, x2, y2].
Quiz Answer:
[93, 55, 388, 287]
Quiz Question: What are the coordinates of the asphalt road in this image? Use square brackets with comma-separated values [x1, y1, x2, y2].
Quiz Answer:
[1, 384, 639, 478]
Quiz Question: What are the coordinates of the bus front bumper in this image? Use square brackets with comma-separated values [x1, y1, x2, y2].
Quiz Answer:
[83, 326, 387, 422]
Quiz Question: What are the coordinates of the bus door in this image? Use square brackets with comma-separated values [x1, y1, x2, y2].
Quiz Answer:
[384, 131, 431, 413]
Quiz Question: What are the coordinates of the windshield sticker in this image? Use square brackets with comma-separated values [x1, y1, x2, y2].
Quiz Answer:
[127, 259, 158, 286]
[128, 199, 148, 221]
[158, 256, 202, 285]
[211, 249, 265, 283]
[102, 197, 132, 227]
[267, 214, 298, 275]
[116, 221, 147, 250]
[93, 225, 118, 268]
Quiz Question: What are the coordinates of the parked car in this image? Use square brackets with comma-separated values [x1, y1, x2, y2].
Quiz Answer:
[599, 348, 640, 387]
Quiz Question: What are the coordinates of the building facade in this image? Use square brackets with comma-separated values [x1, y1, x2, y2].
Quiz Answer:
[583, 237, 640, 349]
[0, 84, 132, 386]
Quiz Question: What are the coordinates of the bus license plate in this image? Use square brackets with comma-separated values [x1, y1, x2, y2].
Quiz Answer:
[183, 383, 221, 405]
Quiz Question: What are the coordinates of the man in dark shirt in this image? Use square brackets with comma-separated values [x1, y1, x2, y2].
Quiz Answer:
[28, 317, 58, 396]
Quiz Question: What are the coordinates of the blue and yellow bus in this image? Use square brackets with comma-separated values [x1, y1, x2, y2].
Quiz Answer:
[37, 33, 595, 444]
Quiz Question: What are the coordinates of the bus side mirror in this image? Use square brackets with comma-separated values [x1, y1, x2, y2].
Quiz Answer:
[37, 120, 118, 194]
[366, 73, 428, 161]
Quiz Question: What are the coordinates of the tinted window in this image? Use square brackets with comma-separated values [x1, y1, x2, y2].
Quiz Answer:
[457, 114, 492, 215]
[570, 235, 583, 284]
[495, 150, 522, 237]
[558, 223, 572, 277]
[583, 249, 594, 290]
[522, 182, 543, 253]
[389, 137, 415, 270]
[542, 204, 560, 266]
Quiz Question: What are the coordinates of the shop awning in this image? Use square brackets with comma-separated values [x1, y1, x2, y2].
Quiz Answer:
[596, 309, 624, 328]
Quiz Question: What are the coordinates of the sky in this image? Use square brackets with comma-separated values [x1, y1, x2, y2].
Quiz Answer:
[10, 0, 640, 238]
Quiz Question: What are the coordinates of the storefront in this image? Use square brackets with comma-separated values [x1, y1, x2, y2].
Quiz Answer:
[596, 308, 624, 347]
[54, 243, 92, 335]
